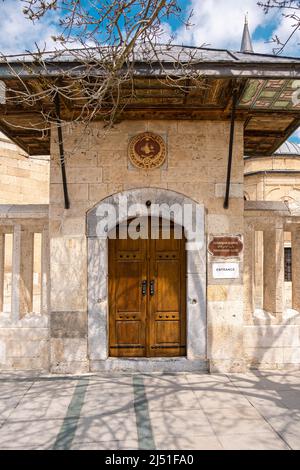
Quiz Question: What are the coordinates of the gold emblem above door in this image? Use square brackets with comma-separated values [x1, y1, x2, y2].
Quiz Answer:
[128, 132, 166, 169]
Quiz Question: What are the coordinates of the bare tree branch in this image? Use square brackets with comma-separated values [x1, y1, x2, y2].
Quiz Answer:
[0, 0, 210, 161]
[258, 0, 300, 54]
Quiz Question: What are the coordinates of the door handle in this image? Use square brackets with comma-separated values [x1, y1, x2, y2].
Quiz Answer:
[150, 280, 155, 296]
[141, 280, 147, 296]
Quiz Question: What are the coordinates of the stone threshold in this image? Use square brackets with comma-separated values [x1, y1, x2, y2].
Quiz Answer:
[90, 358, 208, 373]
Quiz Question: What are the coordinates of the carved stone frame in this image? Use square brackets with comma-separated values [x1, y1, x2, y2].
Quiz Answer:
[86, 188, 207, 372]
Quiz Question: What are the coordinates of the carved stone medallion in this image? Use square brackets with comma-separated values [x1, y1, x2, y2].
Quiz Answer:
[128, 132, 166, 169]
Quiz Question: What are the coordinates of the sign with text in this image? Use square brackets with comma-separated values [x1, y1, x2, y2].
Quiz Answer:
[208, 236, 243, 258]
[213, 263, 240, 279]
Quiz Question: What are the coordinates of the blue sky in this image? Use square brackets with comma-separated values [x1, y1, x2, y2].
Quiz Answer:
[0, 0, 299, 142]
[1, 1, 298, 56]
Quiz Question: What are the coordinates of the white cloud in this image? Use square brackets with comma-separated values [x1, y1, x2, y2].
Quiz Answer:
[0, 0, 60, 55]
[0, 0, 299, 57]
[269, 12, 300, 56]
[175, 0, 266, 49]
[174, 0, 299, 55]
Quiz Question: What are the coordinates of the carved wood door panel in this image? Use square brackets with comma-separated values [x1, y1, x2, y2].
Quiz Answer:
[108, 219, 186, 358]
[148, 228, 186, 357]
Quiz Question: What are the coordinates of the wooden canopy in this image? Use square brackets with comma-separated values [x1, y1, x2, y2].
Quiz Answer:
[0, 46, 300, 156]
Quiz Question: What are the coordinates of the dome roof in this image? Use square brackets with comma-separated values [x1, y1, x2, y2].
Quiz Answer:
[275, 142, 300, 156]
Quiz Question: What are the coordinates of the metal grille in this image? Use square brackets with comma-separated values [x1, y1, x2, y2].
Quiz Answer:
[285, 247, 292, 282]
[0, 81, 5, 104]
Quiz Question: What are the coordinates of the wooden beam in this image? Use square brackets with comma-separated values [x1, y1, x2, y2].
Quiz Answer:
[245, 130, 287, 138]
[0, 120, 30, 154]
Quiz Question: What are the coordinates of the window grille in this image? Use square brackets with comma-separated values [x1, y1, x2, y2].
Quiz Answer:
[285, 247, 292, 282]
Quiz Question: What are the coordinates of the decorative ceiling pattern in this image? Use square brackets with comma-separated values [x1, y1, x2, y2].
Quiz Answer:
[239, 79, 300, 111]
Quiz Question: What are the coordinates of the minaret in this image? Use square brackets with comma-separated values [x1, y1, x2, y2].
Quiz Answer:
[240, 14, 254, 53]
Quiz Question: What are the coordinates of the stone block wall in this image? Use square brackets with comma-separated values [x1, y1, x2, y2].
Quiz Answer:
[244, 322, 300, 370]
[0, 133, 50, 372]
[49, 120, 245, 374]
[245, 155, 300, 202]
[0, 132, 49, 204]
[0, 315, 49, 371]
[244, 153, 300, 370]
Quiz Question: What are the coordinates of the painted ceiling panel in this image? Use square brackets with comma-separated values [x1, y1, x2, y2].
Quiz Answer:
[239, 79, 300, 111]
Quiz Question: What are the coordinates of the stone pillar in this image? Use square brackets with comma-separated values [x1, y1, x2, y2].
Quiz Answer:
[263, 224, 284, 320]
[0, 234, 4, 312]
[41, 228, 50, 315]
[19, 230, 34, 318]
[49, 236, 88, 374]
[244, 223, 255, 324]
[292, 228, 300, 312]
[11, 226, 34, 320]
[11, 224, 21, 322]
[255, 230, 264, 309]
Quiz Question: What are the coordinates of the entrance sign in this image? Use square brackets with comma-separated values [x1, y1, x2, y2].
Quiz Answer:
[213, 263, 240, 279]
[208, 236, 243, 257]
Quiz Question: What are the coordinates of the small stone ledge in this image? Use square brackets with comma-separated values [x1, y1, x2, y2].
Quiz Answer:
[0, 204, 49, 220]
[245, 201, 289, 212]
[0, 313, 48, 328]
[90, 358, 208, 373]
[209, 359, 246, 374]
[50, 361, 89, 374]
[247, 362, 300, 371]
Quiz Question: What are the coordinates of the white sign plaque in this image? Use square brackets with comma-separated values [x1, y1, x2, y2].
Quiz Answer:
[213, 263, 240, 279]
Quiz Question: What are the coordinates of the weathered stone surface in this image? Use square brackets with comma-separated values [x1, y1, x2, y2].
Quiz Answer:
[50, 338, 87, 363]
[209, 359, 246, 373]
[244, 325, 300, 349]
[47, 119, 244, 373]
[50, 338, 88, 373]
[2, 118, 300, 374]
[90, 358, 208, 373]
[87, 189, 207, 366]
[245, 347, 284, 365]
[263, 227, 284, 318]
[50, 237, 87, 312]
[207, 285, 244, 302]
[0, 134, 49, 205]
[215, 183, 243, 199]
[50, 311, 87, 338]
[0, 327, 49, 371]
[208, 301, 244, 326]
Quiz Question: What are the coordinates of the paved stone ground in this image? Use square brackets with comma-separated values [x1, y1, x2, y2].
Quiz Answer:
[0, 370, 299, 450]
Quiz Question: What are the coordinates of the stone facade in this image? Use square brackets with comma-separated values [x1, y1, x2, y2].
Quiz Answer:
[0, 132, 49, 204]
[49, 120, 245, 374]
[244, 154, 300, 203]
[87, 189, 207, 372]
[0, 133, 49, 371]
[1, 120, 299, 374]
[244, 148, 300, 370]
[0, 207, 49, 371]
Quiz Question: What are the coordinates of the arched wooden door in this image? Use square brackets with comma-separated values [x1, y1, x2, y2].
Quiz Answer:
[108, 218, 186, 357]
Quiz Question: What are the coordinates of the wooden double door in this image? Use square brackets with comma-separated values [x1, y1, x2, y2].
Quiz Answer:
[108, 218, 186, 357]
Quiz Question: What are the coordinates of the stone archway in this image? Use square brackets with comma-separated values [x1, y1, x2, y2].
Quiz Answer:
[86, 188, 207, 372]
